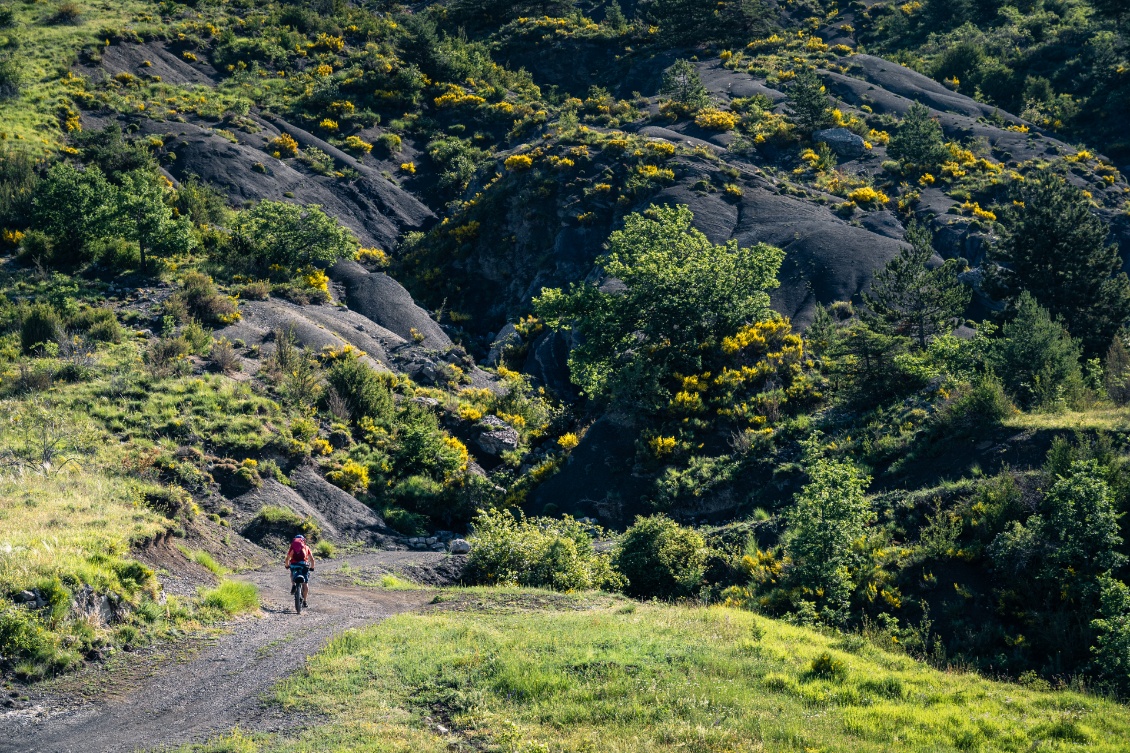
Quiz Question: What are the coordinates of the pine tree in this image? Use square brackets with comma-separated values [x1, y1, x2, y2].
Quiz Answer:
[888, 103, 950, 171]
[788, 70, 832, 133]
[604, 0, 627, 29]
[1105, 332, 1130, 405]
[660, 59, 711, 113]
[989, 170, 1130, 355]
[863, 222, 971, 349]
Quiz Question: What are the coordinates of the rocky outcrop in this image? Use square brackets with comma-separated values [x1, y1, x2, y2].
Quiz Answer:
[329, 261, 451, 350]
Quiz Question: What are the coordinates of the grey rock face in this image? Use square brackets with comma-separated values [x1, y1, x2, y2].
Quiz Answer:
[476, 415, 520, 456]
[814, 127, 867, 159]
[448, 538, 471, 554]
[487, 323, 521, 366]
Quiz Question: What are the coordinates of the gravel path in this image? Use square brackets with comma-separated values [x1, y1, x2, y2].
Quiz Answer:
[2, 552, 445, 753]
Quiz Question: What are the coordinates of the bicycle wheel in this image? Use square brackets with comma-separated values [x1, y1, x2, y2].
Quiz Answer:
[294, 582, 303, 614]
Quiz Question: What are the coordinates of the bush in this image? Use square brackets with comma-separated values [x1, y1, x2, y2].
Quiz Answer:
[325, 357, 394, 425]
[377, 132, 402, 154]
[20, 304, 61, 353]
[0, 6, 14, 28]
[613, 515, 706, 600]
[209, 337, 240, 373]
[239, 280, 271, 300]
[888, 103, 949, 171]
[0, 54, 18, 99]
[314, 540, 336, 558]
[251, 505, 320, 540]
[201, 580, 260, 615]
[48, 1, 81, 24]
[467, 508, 623, 592]
[174, 272, 240, 326]
[68, 306, 121, 343]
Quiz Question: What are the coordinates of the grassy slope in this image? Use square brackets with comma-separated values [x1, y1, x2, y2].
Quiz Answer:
[188, 593, 1130, 753]
[0, 0, 151, 150]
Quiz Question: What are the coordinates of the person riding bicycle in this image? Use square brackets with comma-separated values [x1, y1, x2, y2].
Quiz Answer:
[285, 534, 315, 609]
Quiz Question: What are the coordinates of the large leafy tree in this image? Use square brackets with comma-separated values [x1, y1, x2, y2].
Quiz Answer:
[30, 163, 115, 264]
[989, 170, 1130, 355]
[863, 222, 970, 349]
[534, 204, 784, 410]
[113, 170, 194, 272]
[785, 443, 874, 623]
[227, 200, 358, 273]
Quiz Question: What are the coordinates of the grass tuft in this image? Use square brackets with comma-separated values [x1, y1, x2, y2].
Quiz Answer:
[201, 580, 259, 615]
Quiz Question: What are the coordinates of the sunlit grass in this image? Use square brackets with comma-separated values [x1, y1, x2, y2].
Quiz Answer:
[1003, 406, 1130, 432]
[184, 594, 1130, 752]
[0, 0, 154, 151]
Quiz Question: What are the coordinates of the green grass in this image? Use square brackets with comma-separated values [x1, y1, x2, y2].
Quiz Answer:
[0, 0, 154, 151]
[183, 594, 1130, 752]
[1003, 406, 1130, 432]
[181, 547, 226, 577]
[313, 540, 336, 559]
[201, 580, 259, 615]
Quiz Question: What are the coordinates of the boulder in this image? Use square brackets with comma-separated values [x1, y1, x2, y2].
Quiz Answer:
[476, 416, 520, 456]
[487, 323, 521, 366]
[813, 127, 867, 160]
[448, 538, 471, 554]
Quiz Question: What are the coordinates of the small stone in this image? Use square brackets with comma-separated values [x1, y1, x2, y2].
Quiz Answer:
[448, 538, 471, 555]
[15, 590, 35, 603]
[425, 536, 438, 545]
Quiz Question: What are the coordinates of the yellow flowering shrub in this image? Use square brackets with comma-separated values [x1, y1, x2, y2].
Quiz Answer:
[848, 186, 889, 205]
[505, 153, 534, 170]
[356, 247, 389, 266]
[649, 436, 677, 457]
[558, 432, 580, 450]
[319, 119, 338, 131]
[694, 109, 740, 131]
[343, 135, 373, 154]
[400, 161, 416, 173]
[326, 459, 369, 493]
[268, 133, 299, 158]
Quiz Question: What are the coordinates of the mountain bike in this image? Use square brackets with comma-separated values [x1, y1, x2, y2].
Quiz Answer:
[289, 563, 310, 614]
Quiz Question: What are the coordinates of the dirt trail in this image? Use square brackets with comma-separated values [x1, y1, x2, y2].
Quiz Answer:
[2, 552, 444, 753]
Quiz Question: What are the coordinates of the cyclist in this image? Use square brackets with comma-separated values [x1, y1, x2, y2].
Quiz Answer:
[284, 534, 315, 609]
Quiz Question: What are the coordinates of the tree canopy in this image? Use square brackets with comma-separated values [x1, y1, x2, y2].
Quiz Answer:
[989, 170, 1130, 355]
[534, 205, 784, 410]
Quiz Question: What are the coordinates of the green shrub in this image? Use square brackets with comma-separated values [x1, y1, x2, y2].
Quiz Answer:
[0, 6, 14, 28]
[201, 580, 260, 615]
[251, 505, 320, 540]
[377, 132, 402, 154]
[226, 200, 357, 273]
[888, 103, 949, 171]
[934, 374, 1014, 435]
[0, 53, 20, 99]
[314, 540, 336, 558]
[174, 272, 239, 326]
[20, 304, 61, 353]
[467, 508, 623, 592]
[807, 651, 847, 681]
[326, 357, 394, 425]
[382, 506, 428, 536]
[68, 306, 121, 343]
[613, 514, 706, 600]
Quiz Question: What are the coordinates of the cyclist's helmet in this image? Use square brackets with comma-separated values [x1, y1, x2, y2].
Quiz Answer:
[294, 534, 305, 541]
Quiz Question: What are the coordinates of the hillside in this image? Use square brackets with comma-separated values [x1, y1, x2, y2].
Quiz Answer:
[3, 0, 1130, 748]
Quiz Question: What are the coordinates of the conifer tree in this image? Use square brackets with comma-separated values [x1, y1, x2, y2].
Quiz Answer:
[863, 222, 970, 349]
[660, 59, 711, 113]
[888, 103, 950, 171]
[788, 70, 832, 133]
[989, 170, 1130, 355]
[1105, 332, 1130, 405]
